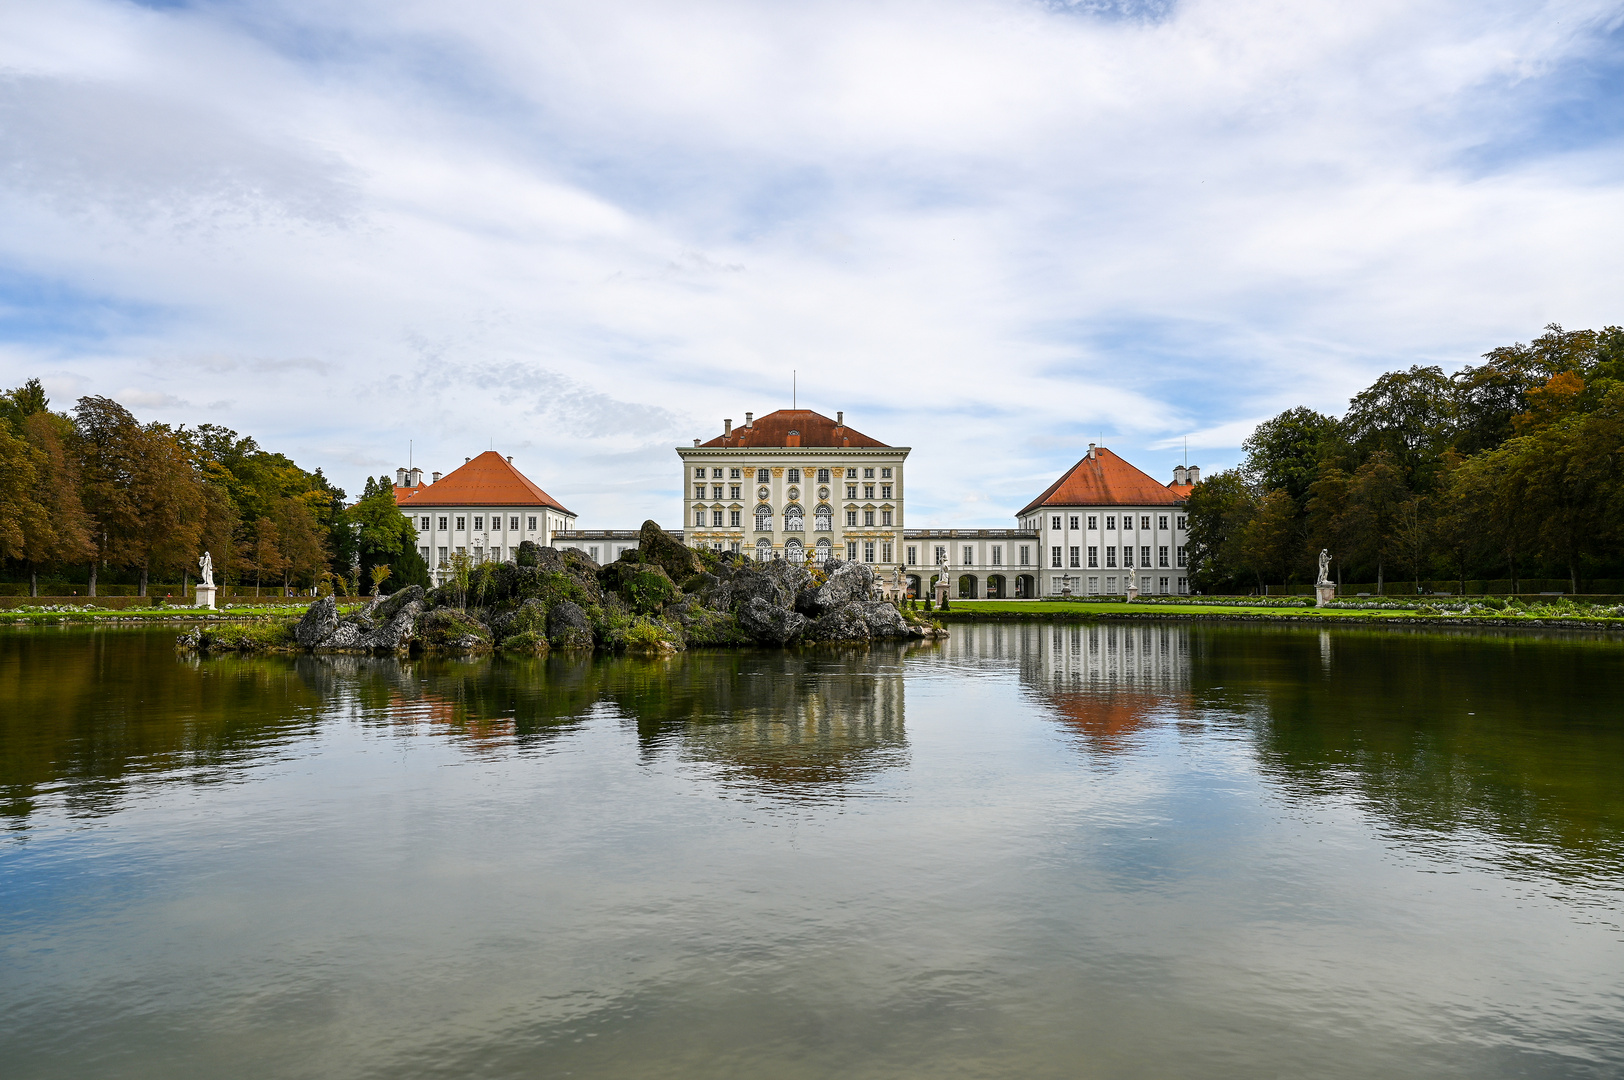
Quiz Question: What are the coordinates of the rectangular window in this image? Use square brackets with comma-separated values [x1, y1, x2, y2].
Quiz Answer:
[1106, 576, 1117, 594]
[758, 469, 770, 482]
[1051, 516, 1062, 530]
[711, 486, 721, 499]
[864, 468, 875, 479]
[730, 468, 741, 479]
[881, 467, 891, 478]
[696, 486, 706, 499]
[713, 510, 724, 527]
[817, 468, 830, 483]
[1177, 545, 1187, 567]
[846, 468, 857, 479]
[730, 510, 741, 527]
[1069, 515, 1079, 530]
[528, 516, 537, 530]
[696, 509, 706, 526]
[1159, 577, 1169, 593]
[864, 485, 875, 499]
[1141, 545, 1151, 566]
[473, 516, 484, 530]
[730, 541, 741, 554]
[695, 467, 706, 479]
[1105, 515, 1116, 530]
[847, 541, 859, 560]
[1069, 546, 1080, 568]
[864, 510, 875, 526]
[1051, 546, 1062, 567]
[438, 516, 448, 530]
[456, 546, 466, 556]
[1178, 576, 1188, 594]
[1088, 545, 1098, 567]
[864, 541, 875, 563]
[1106, 546, 1117, 567]
[882, 542, 893, 562]
[1177, 516, 1187, 530]
[907, 545, 918, 565]
[846, 485, 857, 498]
[881, 485, 892, 498]
[1159, 546, 1169, 567]
[456, 516, 466, 530]
[1141, 515, 1151, 530]
[588, 545, 599, 562]
[881, 510, 892, 526]
[1019, 545, 1030, 566]
[419, 516, 430, 530]
[1088, 576, 1099, 595]
[1158, 515, 1169, 530]
[730, 486, 740, 499]
[1124, 547, 1134, 568]
[991, 546, 1002, 566]
[437, 546, 447, 565]
[788, 468, 801, 483]
[846, 510, 858, 526]
[713, 468, 723, 479]
[963, 546, 974, 565]
[1087, 515, 1097, 530]
[507, 516, 516, 531]
[419, 545, 430, 561]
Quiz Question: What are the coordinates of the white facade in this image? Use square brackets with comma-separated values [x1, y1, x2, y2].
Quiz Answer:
[1017, 507, 1191, 596]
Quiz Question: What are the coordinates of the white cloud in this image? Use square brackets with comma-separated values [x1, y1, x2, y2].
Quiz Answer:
[1, 0, 1621, 522]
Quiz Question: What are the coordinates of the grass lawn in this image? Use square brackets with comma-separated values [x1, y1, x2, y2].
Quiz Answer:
[0, 602, 368, 624]
[940, 600, 1422, 618]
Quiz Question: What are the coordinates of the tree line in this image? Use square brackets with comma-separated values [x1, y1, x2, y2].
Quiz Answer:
[0, 382, 430, 597]
[1186, 325, 1624, 594]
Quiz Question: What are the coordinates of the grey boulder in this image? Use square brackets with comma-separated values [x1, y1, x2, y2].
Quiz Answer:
[295, 595, 340, 647]
[739, 595, 808, 644]
[547, 600, 593, 648]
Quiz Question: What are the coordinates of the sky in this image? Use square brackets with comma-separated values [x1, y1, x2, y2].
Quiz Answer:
[2, 0, 1622, 527]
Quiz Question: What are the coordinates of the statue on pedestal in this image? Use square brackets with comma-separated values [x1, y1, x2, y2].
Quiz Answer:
[199, 551, 215, 587]
[1317, 549, 1332, 586]
[1315, 549, 1335, 608]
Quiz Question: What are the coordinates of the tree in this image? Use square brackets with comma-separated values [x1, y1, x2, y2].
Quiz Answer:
[125, 425, 207, 596]
[72, 396, 146, 596]
[349, 478, 424, 593]
[242, 516, 287, 597]
[1242, 407, 1343, 509]
[1392, 496, 1434, 594]
[1343, 366, 1454, 491]
[274, 496, 329, 592]
[1184, 469, 1258, 593]
[1344, 452, 1409, 594]
[1237, 489, 1298, 590]
[1304, 464, 1353, 588]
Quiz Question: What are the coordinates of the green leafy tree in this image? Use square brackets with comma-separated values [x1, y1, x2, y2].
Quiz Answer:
[1242, 407, 1344, 510]
[1238, 488, 1298, 590]
[1344, 452, 1409, 594]
[1343, 366, 1454, 491]
[1184, 469, 1258, 593]
[1304, 464, 1353, 588]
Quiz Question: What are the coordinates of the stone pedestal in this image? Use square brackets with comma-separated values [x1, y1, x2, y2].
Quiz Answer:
[1126, 579, 1140, 602]
[1315, 583, 1336, 608]
[195, 584, 217, 610]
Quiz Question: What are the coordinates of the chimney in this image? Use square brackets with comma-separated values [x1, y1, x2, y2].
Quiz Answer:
[693, 438, 701, 447]
[745, 412, 753, 426]
[1173, 465, 1188, 486]
[408, 467, 422, 487]
[464, 456, 470, 464]
[1087, 443, 1095, 460]
[724, 418, 732, 436]
[837, 411, 843, 425]
[506, 455, 512, 464]
[395, 467, 408, 487]
[431, 471, 442, 483]
[1188, 465, 1201, 484]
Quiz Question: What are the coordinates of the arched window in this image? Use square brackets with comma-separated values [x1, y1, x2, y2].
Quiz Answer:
[784, 505, 804, 532]
[815, 538, 832, 564]
[755, 538, 771, 562]
[785, 538, 804, 563]
[814, 505, 832, 531]
[755, 505, 772, 531]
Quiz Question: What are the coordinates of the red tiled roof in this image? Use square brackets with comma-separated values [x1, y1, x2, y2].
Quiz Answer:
[698, 409, 891, 449]
[394, 451, 573, 514]
[1018, 448, 1184, 516]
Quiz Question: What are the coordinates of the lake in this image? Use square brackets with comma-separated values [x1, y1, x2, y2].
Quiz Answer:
[2, 623, 1622, 1078]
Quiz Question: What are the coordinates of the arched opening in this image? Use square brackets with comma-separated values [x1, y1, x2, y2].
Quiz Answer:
[1016, 574, 1035, 598]
[905, 574, 922, 599]
[755, 505, 772, 532]
[958, 574, 978, 599]
[986, 574, 1006, 599]
[814, 504, 832, 531]
[755, 538, 771, 562]
[815, 537, 832, 565]
[785, 538, 804, 563]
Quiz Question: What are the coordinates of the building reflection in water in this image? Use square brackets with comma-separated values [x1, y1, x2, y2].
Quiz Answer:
[928, 622, 1194, 753]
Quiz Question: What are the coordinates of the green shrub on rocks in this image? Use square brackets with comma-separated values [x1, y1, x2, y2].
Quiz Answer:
[419, 608, 492, 651]
[500, 629, 548, 653]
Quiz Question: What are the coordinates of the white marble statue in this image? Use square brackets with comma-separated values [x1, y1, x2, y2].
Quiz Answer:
[1317, 549, 1332, 586]
[199, 551, 215, 587]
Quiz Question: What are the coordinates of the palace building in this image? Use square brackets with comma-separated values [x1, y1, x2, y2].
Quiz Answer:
[394, 451, 576, 582]
[1014, 445, 1197, 597]
[677, 409, 909, 566]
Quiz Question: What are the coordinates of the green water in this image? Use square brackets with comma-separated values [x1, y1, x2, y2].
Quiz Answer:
[2, 623, 1621, 1078]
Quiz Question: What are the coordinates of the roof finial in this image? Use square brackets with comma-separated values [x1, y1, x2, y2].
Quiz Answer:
[793, 369, 796, 409]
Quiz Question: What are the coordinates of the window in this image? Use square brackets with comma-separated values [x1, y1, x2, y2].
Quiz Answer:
[456, 516, 466, 530]
[882, 542, 892, 562]
[695, 467, 706, 479]
[1178, 576, 1188, 594]
[863, 510, 875, 526]
[1087, 515, 1097, 530]
[473, 516, 484, 530]
[864, 485, 875, 499]
[1176, 516, 1187, 530]
[846, 468, 857, 479]
[712, 486, 722, 499]
[695, 486, 706, 499]
[992, 546, 1003, 566]
[730, 510, 741, 527]
[817, 468, 830, 483]
[1158, 515, 1169, 530]
[419, 516, 429, 530]
[1051, 516, 1061, 530]
[963, 546, 974, 565]
[756, 507, 773, 531]
[881, 510, 892, 526]
[713, 510, 724, 527]
[785, 506, 804, 531]
[846, 485, 858, 498]
[1088, 576, 1099, 595]
[456, 546, 466, 556]
[419, 545, 430, 561]
[864, 541, 875, 563]
[587, 546, 600, 562]
[1051, 546, 1062, 567]
[1141, 516, 1151, 530]
[847, 541, 859, 560]
[815, 506, 832, 531]
[756, 469, 769, 482]
[1069, 546, 1080, 568]
[696, 508, 706, 526]
[437, 546, 447, 566]
[506, 516, 516, 531]
[1069, 515, 1079, 530]
[788, 468, 801, 483]
[1124, 547, 1134, 568]
[730, 485, 740, 499]
[1088, 545, 1098, 567]
[881, 485, 892, 499]
[846, 510, 858, 526]
[759, 539, 773, 562]
[730, 468, 741, 479]
[864, 468, 875, 479]
[881, 467, 892, 478]
[1105, 515, 1116, 530]
[907, 545, 918, 565]
[528, 516, 537, 531]
[438, 516, 448, 530]
[1177, 545, 1187, 567]
[712, 468, 723, 479]
[935, 545, 947, 565]
[1019, 545, 1030, 566]
[1106, 546, 1117, 567]
[1159, 577, 1169, 593]
[1158, 546, 1169, 567]
[731, 541, 741, 554]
